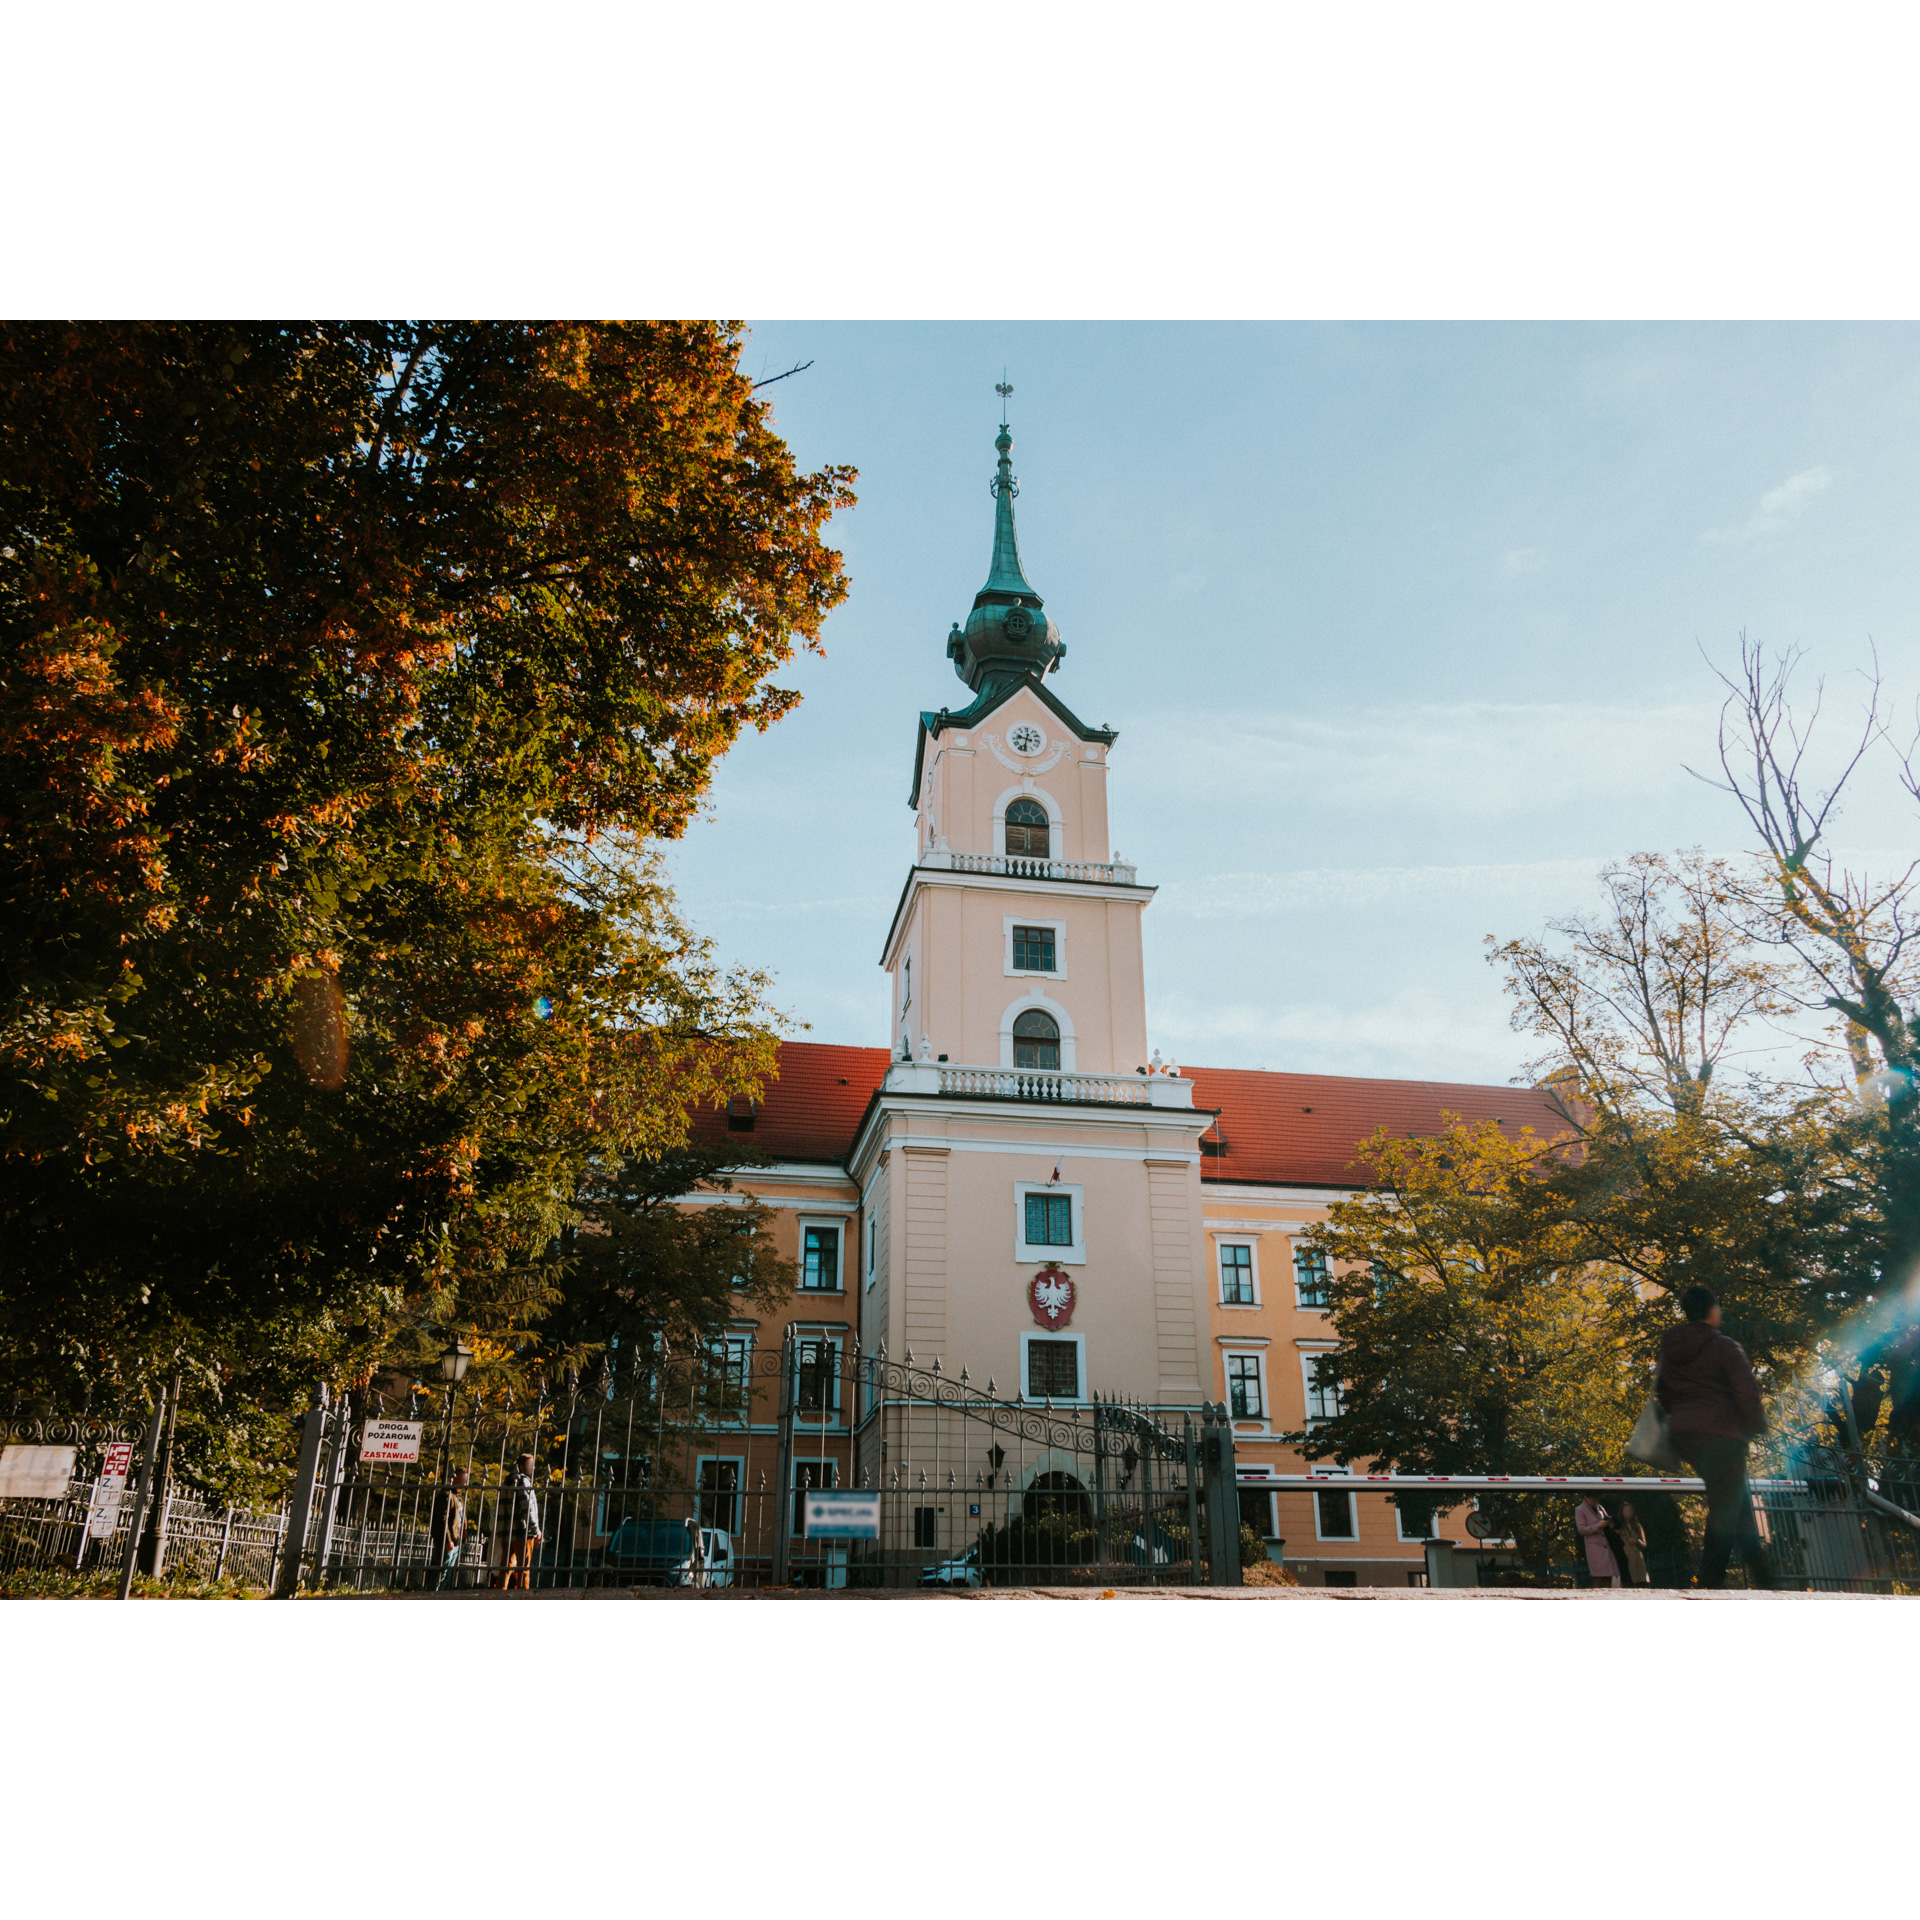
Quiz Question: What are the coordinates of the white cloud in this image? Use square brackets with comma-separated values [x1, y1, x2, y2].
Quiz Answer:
[1149, 982, 1528, 1084]
[1158, 856, 1612, 921]
[1701, 464, 1833, 547]
[1126, 700, 1714, 823]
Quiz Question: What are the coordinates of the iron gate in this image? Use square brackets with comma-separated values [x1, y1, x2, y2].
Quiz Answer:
[258, 1328, 1245, 1594]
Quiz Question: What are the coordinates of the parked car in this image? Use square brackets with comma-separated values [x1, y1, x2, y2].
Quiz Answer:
[919, 1546, 982, 1588]
[603, 1517, 734, 1587]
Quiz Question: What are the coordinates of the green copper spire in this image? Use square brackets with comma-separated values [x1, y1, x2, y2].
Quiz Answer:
[981, 422, 1039, 599]
[946, 398, 1065, 693]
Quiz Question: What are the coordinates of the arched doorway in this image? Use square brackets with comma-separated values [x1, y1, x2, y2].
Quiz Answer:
[1022, 1470, 1091, 1522]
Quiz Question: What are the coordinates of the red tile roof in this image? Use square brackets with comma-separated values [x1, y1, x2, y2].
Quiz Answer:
[687, 1042, 892, 1164]
[1182, 1066, 1573, 1189]
[686, 1041, 1573, 1185]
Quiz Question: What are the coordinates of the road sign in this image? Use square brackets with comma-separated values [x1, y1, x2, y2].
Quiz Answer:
[0, 1443, 77, 1499]
[804, 1489, 880, 1540]
[85, 1440, 135, 1539]
[359, 1419, 424, 1464]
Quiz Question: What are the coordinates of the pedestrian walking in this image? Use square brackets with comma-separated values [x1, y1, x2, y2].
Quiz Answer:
[496, 1452, 544, 1591]
[1574, 1494, 1622, 1587]
[1615, 1498, 1650, 1587]
[1656, 1285, 1772, 1590]
[430, 1467, 470, 1591]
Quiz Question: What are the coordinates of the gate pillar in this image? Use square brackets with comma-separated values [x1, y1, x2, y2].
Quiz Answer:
[771, 1327, 797, 1587]
[1202, 1402, 1242, 1587]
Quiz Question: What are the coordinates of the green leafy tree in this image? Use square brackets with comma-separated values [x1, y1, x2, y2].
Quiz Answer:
[0, 322, 851, 1490]
[1286, 1117, 1645, 1558]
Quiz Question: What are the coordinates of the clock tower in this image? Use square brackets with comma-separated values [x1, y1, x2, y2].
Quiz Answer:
[852, 414, 1214, 1413]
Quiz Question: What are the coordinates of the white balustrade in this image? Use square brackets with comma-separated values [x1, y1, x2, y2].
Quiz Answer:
[881, 1061, 1193, 1108]
[921, 850, 1140, 885]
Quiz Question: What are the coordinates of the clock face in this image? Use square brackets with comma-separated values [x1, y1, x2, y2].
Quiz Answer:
[1008, 723, 1045, 756]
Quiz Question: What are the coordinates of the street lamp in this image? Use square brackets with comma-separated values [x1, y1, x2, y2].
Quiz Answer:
[435, 1339, 473, 1486]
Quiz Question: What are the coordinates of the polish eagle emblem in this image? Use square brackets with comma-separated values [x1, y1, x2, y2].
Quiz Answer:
[1028, 1265, 1076, 1328]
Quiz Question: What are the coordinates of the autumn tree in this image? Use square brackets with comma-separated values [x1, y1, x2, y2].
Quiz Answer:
[1696, 639, 1920, 1446]
[0, 323, 852, 1488]
[1286, 1117, 1646, 1556]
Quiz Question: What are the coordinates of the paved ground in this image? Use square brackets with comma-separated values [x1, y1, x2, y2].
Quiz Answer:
[398, 1582, 1889, 1600]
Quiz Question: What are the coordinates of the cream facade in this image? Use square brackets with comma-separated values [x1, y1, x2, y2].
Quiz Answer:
[688, 417, 1539, 1585]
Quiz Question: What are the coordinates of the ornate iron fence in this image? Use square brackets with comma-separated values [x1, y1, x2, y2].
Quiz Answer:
[2, 1332, 1245, 1594]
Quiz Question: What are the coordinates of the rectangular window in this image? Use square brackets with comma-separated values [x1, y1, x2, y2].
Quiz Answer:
[1305, 1353, 1346, 1422]
[1219, 1243, 1255, 1305]
[708, 1335, 751, 1415]
[1396, 1498, 1440, 1542]
[1294, 1247, 1331, 1308]
[1226, 1353, 1265, 1420]
[1324, 1568, 1358, 1586]
[797, 1336, 841, 1415]
[791, 1459, 835, 1536]
[698, 1458, 741, 1532]
[902, 956, 911, 1010]
[1237, 1488, 1275, 1539]
[867, 1217, 876, 1278]
[801, 1225, 841, 1291]
[1012, 924, 1056, 971]
[913, 1506, 939, 1548]
[1316, 1489, 1357, 1540]
[1024, 1193, 1073, 1247]
[1026, 1338, 1080, 1400]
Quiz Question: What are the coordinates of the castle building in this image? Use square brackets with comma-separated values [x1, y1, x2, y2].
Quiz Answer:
[689, 417, 1562, 1586]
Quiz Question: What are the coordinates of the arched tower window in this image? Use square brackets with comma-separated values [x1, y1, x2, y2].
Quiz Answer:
[1013, 1008, 1060, 1070]
[1005, 796, 1050, 860]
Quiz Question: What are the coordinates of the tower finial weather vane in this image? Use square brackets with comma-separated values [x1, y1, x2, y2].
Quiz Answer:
[995, 375, 1013, 424]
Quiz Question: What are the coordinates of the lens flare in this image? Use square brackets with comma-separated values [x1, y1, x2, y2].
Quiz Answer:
[290, 970, 348, 1089]
[533, 996, 554, 1020]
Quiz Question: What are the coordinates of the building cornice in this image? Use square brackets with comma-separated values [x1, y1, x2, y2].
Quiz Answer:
[880, 864, 1155, 969]
[846, 1091, 1213, 1183]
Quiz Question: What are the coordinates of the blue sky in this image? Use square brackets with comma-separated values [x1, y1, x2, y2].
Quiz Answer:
[667, 323, 1920, 1086]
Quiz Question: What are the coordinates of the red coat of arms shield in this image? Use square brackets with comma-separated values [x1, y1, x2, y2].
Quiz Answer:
[1028, 1265, 1076, 1328]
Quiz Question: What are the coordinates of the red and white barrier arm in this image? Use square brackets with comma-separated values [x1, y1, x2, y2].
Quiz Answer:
[1245, 1472, 1808, 1492]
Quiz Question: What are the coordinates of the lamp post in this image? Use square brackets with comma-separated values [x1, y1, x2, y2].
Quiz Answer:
[436, 1337, 472, 1487]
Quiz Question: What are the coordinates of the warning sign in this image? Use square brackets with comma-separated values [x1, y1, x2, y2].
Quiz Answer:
[86, 1440, 135, 1539]
[359, 1420, 425, 1464]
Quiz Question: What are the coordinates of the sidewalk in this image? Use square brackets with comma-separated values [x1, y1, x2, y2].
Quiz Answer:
[397, 1582, 1890, 1600]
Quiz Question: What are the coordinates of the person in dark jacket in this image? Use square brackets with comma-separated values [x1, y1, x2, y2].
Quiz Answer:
[495, 1452, 544, 1591]
[430, 1466, 469, 1592]
[1656, 1285, 1771, 1589]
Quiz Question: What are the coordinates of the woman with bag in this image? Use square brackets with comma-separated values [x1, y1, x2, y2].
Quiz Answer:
[1574, 1494, 1622, 1587]
[1614, 1498, 1650, 1586]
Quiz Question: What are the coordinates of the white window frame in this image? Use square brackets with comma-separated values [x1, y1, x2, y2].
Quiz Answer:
[694, 1454, 746, 1534]
[1216, 1237, 1260, 1307]
[1300, 1345, 1343, 1423]
[1003, 915, 1068, 980]
[1396, 1500, 1445, 1543]
[793, 1330, 844, 1429]
[992, 782, 1064, 861]
[1019, 1330, 1088, 1406]
[865, 1214, 878, 1291]
[1014, 1179, 1085, 1265]
[1221, 1348, 1269, 1427]
[1236, 1484, 1278, 1541]
[797, 1217, 845, 1294]
[999, 990, 1077, 1071]
[707, 1333, 754, 1423]
[1292, 1241, 1332, 1311]
[1311, 1465, 1358, 1543]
